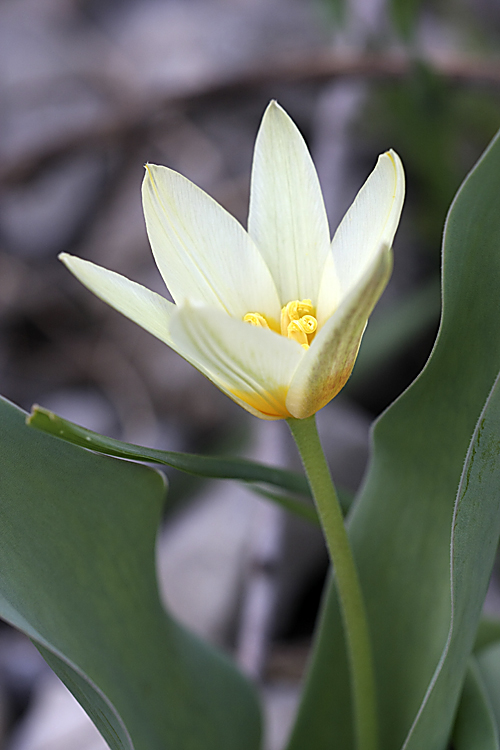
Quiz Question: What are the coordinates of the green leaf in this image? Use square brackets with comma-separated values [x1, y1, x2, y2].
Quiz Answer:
[400, 371, 500, 748]
[475, 618, 500, 654]
[478, 642, 500, 731]
[247, 484, 353, 526]
[249, 486, 319, 525]
[28, 404, 309, 497]
[286, 127, 500, 750]
[0, 396, 261, 750]
[452, 659, 499, 750]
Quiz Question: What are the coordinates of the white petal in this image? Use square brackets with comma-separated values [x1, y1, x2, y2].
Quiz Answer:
[321, 150, 404, 309]
[59, 253, 175, 346]
[247, 101, 331, 305]
[142, 164, 280, 322]
[169, 306, 304, 420]
[286, 245, 393, 419]
[315, 251, 341, 329]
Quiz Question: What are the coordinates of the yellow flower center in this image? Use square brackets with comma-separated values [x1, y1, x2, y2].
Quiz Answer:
[243, 299, 317, 350]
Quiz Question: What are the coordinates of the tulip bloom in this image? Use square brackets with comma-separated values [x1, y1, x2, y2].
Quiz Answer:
[60, 102, 404, 420]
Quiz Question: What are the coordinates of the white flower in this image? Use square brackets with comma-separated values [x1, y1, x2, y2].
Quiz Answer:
[60, 101, 405, 420]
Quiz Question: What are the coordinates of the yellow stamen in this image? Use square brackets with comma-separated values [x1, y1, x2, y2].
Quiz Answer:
[280, 299, 314, 336]
[244, 312, 270, 329]
[287, 320, 310, 349]
[295, 314, 317, 335]
[244, 299, 317, 350]
[281, 299, 317, 349]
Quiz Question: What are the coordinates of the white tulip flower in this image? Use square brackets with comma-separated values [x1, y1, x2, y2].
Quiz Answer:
[60, 101, 405, 420]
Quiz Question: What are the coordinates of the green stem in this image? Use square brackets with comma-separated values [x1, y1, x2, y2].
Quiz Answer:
[287, 415, 378, 750]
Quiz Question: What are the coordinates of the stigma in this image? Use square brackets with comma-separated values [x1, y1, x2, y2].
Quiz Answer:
[244, 299, 318, 350]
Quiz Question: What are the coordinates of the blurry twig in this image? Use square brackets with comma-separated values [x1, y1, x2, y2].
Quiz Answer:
[3, 51, 500, 187]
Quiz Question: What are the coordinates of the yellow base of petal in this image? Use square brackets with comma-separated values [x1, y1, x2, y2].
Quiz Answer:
[227, 385, 293, 420]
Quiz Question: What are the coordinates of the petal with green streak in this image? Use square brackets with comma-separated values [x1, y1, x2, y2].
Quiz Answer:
[142, 165, 280, 321]
[317, 150, 404, 325]
[286, 246, 392, 419]
[169, 305, 304, 420]
[247, 101, 332, 306]
[59, 254, 175, 346]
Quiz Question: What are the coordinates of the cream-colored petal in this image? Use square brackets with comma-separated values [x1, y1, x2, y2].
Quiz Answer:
[247, 101, 331, 306]
[169, 305, 304, 420]
[142, 164, 280, 323]
[315, 251, 341, 329]
[286, 245, 393, 419]
[59, 253, 175, 346]
[322, 150, 404, 309]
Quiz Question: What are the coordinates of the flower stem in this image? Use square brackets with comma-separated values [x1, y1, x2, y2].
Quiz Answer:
[287, 414, 378, 750]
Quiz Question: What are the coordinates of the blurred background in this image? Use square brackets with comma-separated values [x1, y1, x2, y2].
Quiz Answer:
[1, 0, 500, 747]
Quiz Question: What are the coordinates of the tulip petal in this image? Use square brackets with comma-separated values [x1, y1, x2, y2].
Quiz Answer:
[315, 251, 341, 329]
[286, 245, 393, 419]
[318, 150, 404, 317]
[248, 101, 331, 306]
[59, 253, 175, 346]
[143, 165, 280, 323]
[169, 306, 304, 420]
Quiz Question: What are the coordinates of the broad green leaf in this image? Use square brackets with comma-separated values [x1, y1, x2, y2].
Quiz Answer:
[287, 128, 500, 750]
[0, 396, 261, 750]
[478, 642, 500, 730]
[400, 371, 500, 748]
[28, 404, 309, 497]
[452, 659, 499, 750]
[475, 618, 500, 654]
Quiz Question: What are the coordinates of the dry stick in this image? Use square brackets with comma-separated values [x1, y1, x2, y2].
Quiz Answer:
[3, 51, 500, 186]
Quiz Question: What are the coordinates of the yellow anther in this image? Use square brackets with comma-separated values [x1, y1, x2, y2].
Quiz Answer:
[245, 299, 317, 350]
[295, 315, 317, 335]
[296, 299, 314, 316]
[280, 299, 318, 348]
[244, 312, 270, 329]
[287, 320, 309, 348]
[281, 299, 314, 336]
